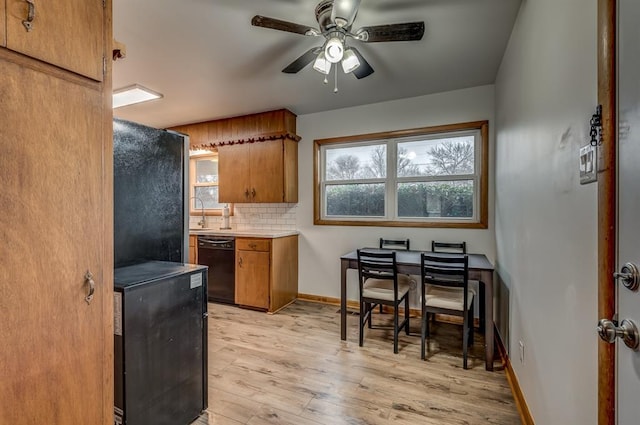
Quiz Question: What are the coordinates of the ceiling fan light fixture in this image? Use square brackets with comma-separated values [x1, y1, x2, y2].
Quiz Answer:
[341, 49, 361, 73]
[324, 36, 344, 63]
[313, 51, 331, 75]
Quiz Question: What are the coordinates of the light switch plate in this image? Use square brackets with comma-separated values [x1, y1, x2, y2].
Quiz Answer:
[580, 144, 597, 184]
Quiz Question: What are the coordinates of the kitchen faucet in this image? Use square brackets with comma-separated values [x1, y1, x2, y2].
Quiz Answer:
[190, 196, 206, 228]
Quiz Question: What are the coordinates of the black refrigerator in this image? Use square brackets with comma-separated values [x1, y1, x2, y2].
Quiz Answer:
[113, 118, 189, 267]
[113, 119, 208, 425]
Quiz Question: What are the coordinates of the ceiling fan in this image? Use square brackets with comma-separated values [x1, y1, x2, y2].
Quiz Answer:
[251, 0, 425, 85]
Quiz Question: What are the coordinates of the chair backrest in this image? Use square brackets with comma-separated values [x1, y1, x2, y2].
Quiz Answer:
[379, 238, 410, 250]
[357, 249, 398, 285]
[431, 240, 466, 254]
[420, 253, 468, 290]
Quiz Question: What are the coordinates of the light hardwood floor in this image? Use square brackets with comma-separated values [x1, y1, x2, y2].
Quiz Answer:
[192, 300, 520, 425]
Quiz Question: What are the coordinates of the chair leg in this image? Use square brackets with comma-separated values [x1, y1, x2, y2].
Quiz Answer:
[479, 283, 486, 334]
[421, 282, 426, 360]
[462, 308, 469, 369]
[469, 301, 475, 347]
[359, 301, 365, 347]
[393, 305, 399, 354]
[421, 308, 427, 360]
[404, 295, 410, 335]
[367, 302, 373, 329]
[379, 304, 384, 314]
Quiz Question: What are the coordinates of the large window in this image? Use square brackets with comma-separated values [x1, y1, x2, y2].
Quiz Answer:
[190, 153, 225, 215]
[314, 121, 488, 228]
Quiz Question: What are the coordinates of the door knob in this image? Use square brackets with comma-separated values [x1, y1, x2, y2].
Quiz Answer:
[597, 318, 639, 350]
[614, 262, 640, 291]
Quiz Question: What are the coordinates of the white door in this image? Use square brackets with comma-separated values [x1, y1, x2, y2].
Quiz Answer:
[616, 0, 640, 422]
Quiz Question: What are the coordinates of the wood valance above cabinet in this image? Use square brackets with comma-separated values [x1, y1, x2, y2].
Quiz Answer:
[167, 109, 299, 150]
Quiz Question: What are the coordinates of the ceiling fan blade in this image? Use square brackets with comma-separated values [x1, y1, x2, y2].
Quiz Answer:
[355, 22, 425, 42]
[331, 0, 362, 29]
[251, 15, 318, 36]
[282, 47, 322, 74]
[350, 48, 374, 79]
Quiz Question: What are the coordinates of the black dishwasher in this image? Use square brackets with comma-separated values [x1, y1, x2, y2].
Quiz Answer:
[197, 236, 235, 304]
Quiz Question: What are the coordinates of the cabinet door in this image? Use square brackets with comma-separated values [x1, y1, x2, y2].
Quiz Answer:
[218, 143, 251, 203]
[0, 58, 109, 424]
[189, 235, 198, 264]
[6, 0, 104, 81]
[250, 140, 284, 202]
[1, 1, 6, 47]
[235, 250, 270, 310]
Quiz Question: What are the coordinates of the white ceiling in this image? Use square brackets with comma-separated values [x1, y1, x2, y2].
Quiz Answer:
[112, 0, 522, 129]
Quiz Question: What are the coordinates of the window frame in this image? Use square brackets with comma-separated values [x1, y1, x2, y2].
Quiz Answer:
[189, 152, 232, 216]
[313, 120, 489, 228]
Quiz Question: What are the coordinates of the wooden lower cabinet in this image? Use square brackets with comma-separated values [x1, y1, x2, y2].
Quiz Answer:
[235, 235, 298, 312]
[189, 235, 198, 264]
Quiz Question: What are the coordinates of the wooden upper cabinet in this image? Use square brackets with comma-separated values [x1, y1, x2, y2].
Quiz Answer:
[250, 140, 284, 202]
[217, 143, 251, 203]
[172, 109, 299, 204]
[218, 138, 298, 203]
[6, 0, 104, 81]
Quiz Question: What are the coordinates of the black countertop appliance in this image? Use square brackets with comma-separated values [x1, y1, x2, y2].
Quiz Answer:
[114, 261, 208, 425]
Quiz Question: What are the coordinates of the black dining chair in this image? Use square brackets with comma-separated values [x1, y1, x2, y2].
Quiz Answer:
[431, 241, 466, 253]
[378, 238, 412, 312]
[357, 249, 411, 354]
[380, 238, 410, 251]
[420, 253, 475, 369]
[431, 240, 484, 332]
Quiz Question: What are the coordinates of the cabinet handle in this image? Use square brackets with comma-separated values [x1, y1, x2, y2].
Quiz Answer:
[249, 243, 257, 249]
[244, 189, 250, 199]
[22, 0, 35, 32]
[238, 257, 243, 267]
[84, 271, 95, 304]
[251, 188, 256, 199]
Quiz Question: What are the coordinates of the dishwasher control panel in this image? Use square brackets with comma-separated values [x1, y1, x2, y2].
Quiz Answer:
[197, 237, 235, 250]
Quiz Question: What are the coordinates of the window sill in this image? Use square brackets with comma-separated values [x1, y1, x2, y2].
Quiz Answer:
[313, 218, 488, 229]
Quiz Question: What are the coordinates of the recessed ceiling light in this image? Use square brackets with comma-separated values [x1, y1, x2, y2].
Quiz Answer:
[112, 84, 163, 109]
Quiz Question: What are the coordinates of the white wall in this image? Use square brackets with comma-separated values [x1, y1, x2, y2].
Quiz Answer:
[296, 85, 496, 308]
[494, 0, 598, 424]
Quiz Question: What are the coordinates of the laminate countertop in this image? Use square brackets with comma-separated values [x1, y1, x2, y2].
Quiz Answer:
[189, 229, 299, 238]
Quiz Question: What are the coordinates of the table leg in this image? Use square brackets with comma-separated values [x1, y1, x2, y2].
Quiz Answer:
[482, 270, 494, 371]
[340, 259, 348, 340]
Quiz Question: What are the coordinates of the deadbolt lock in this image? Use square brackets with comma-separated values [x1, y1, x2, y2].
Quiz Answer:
[614, 262, 640, 291]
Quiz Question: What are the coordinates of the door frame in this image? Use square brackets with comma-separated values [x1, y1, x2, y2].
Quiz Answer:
[598, 0, 616, 424]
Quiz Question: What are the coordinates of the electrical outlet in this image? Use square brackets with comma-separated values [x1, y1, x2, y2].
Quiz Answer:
[519, 340, 525, 364]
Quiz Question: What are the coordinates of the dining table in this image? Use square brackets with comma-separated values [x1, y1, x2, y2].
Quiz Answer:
[340, 249, 496, 371]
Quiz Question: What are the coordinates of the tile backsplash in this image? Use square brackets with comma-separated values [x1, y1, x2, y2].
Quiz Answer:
[190, 203, 298, 231]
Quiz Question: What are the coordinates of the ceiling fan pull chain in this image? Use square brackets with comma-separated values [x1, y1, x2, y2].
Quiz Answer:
[334, 63, 339, 93]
